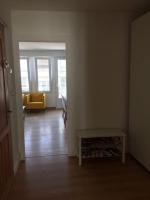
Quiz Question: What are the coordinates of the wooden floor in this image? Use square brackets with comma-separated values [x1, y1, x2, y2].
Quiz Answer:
[8, 156, 150, 200]
[8, 110, 150, 199]
[24, 110, 67, 157]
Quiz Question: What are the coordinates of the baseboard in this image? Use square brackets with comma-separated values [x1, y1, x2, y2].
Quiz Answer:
[25, 107, 62, 112]
[46, 107, 56, 110]
[129, 153, 150, 172]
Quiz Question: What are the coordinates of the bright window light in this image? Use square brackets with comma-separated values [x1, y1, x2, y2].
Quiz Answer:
[37, 59, 50, 92]
[20, 58, 29, 92]
[58, 59, 66, 98]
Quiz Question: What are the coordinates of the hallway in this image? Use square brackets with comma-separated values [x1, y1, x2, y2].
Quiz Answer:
[8, 156, 150, 200]
[24, 110, 67, 157]
[8, 110, 150, 200]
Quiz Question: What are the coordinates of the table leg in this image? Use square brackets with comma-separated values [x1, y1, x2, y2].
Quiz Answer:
[122, 136, 126, 164]
[79, 138, 82, 166]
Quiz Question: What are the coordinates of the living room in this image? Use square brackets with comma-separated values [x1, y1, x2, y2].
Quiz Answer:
[19, 42, 67, 157]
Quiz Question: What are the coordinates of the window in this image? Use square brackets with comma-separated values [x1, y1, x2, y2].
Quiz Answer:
[20, 58, 29, 92]
[58, 59, 66, 98]
[36, 59, 50, 92]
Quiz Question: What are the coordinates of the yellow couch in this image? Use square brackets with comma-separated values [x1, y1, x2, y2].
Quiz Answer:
[24, 92, 46, 110]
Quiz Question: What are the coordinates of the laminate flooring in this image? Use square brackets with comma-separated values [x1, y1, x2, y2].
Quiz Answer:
[8, 156, 150, 200]
[9, 110, 150, 200]
[24, 110, 67, 157]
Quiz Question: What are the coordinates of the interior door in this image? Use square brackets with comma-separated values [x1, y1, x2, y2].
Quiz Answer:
[129, 13, 150, 171]
[0, 23, 13, 199]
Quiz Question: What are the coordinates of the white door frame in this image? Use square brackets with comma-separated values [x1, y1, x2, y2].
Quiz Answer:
[13, 40, 74, 161]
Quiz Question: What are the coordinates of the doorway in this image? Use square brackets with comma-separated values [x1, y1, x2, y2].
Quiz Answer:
[19, 42, 67, 157]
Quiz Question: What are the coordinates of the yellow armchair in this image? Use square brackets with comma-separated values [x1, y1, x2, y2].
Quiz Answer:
[22, 93, 25, 106]
[25, 92, 46, 110]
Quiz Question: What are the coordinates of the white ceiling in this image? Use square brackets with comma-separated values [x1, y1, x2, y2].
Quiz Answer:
[19, 42, 66, 51]
[9, 0, 150, 12]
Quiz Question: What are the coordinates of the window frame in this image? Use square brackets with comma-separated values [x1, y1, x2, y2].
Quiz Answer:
[20, 57, 30, 93]
[35, 57, 51, 92]
[56, 57, 67, 99]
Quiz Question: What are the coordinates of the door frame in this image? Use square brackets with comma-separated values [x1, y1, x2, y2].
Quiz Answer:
[0, 21, 14, 200]
[13, 40, 73, 160]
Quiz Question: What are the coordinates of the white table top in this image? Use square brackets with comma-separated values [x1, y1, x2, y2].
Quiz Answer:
[78, 128, 125, 138]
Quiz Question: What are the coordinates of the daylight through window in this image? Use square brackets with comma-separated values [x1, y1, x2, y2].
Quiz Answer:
[58, 59, 66, 98]
[20, 58, 29, 92]
[37, 59, 50, 92]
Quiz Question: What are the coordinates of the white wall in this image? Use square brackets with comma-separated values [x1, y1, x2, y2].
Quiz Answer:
[11, 10, 132, 157]
[20, 50, 66, 107]
[78, 12, 131, 130]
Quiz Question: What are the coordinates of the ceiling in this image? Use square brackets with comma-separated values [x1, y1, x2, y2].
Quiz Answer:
[19, 42, 66, 51]
[2, 0, 150, 12]
[8, 0, 150, 12]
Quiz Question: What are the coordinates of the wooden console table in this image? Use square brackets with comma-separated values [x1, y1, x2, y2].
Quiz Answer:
[78, 128, 126, 166]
